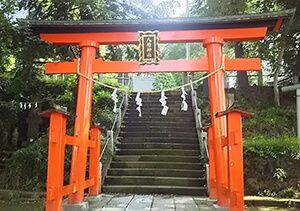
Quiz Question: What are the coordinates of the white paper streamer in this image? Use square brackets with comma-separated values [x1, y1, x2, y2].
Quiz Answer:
[135, 92, 142, 117]
[159, 90, 169, 116]
[24, 103, 27, 109]
[35, 102, 38, 108]
[28, 103, 32, 109]
[19, 102, 23, 109]
[111, 88, 118, 113]
[181, 86, 188, 111]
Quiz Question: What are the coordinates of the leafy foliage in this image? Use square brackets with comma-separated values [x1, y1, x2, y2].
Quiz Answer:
[243, 106, 296, 137]
[244, 136, 300, 159]
[0, 136, 48, 191]
[152, 73, 182, 90]
[277, 187, 298, 198]
[0, 0, 179, 191]
[192, 0, 300, 88]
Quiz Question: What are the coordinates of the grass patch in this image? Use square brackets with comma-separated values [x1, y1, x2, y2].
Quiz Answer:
[244, 136, 300, 159]
[243, 106, 296, 138]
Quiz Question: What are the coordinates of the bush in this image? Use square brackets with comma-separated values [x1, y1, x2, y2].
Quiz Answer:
[278, 187, 297, 198]
[243, 136, 300, 198]
[0, 87, 116, 191]
[0, 136, 48, 191]
[243, 106, 296, 137]
[244, 136, 300, 159]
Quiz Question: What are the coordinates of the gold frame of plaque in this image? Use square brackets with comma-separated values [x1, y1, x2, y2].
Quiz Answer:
[138, 31, 160, 65]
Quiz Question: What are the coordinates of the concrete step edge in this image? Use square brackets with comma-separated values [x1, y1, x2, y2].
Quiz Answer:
[116, 149, 199, 151]
[103, 185, 207, 190]
[116, 143, 199, 146]
[120, 131, 197, 134]
[120, 126, 196, 129]
[111, 161, 204, 165]
[117, 137, 198, 140]
[108, 168, 205, 172]
[105, 175, 206, 180]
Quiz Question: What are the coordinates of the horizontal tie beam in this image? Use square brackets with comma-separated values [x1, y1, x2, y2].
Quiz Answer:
[45, 57, 261, 74]
[40, 27, 267, 45]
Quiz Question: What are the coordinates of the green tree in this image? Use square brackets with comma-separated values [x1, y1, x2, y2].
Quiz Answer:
[192, 0, 300, 105]
[0, 0, 180, 147]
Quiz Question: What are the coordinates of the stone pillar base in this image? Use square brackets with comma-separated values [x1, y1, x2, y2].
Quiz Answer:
[63, 201, 89, 211]
[213, 204, 229, 211]
[85, 195, 102, 209]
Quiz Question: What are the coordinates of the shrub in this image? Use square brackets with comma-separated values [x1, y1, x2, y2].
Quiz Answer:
[278, 187, 297, 198]
[244, 136, 300, 159]
[0, 87, 116, 191]
[243, 106, 296, 137]
[0, 136, 48, 191]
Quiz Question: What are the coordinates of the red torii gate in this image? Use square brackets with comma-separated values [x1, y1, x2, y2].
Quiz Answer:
[29, 10, 292, 211]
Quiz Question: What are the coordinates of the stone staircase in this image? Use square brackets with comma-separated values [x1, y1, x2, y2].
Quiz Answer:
[103, 91, 207, 196]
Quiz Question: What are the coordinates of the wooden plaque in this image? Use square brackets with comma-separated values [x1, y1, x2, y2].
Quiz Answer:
[138, 31, 160, 65]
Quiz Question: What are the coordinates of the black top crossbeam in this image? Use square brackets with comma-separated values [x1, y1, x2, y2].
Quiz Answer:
[24, 9, 295, 34]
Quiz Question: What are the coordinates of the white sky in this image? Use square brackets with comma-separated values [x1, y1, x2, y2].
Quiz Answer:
[13, 0, 193, 19]
[153, 0, 194, 17]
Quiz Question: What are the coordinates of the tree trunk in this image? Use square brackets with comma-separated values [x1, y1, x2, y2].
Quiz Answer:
[273, 40, 286, 106]
[235, 42, 249, 87]
[257, 71, 263, 86]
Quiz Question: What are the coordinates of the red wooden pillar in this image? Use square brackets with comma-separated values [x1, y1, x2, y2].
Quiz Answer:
[208, 126, 217, 199]
[41, 110, 68, 211]
[228, 112, 244, 210]
[216, 108, 252, 211]
[203, 37, 228, 206]
[69, 40, 98, 204]
[89, 127, 101, 195]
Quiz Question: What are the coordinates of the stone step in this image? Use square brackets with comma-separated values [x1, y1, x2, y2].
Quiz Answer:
[121, 126, 196, 133]
[127, 104, 192, 111]
[128, 96, 192, 102]
[120, 131, 198, 138]
[127, 106, 192, 113]
[124, 116, 195, 122]
[102, 185, 207, 196]
[124, 119, 195, 126]
[104, 176, 206, 187]
[128, 99, 192, 106]
[118, 137, 198, 144]
[127, 105, 192, 111]
[125, 110, 194, 117]
[116, 143, 199, 150]
[112, 155, 201, 163]
[116, 149, 200, 156]
[130, 92, 190, 98]
[110, 161, 204, 170]
[123, 121, 196, 128]
[128, 98, 192, 104]
[107, 168, 205, 178]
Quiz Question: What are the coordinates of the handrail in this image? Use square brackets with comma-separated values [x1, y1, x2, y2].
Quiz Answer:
[190, 79, 209, 159]
[100, 77, 132, 160]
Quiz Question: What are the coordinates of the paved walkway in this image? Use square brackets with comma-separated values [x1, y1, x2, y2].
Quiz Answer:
[89, 194, 215, 211]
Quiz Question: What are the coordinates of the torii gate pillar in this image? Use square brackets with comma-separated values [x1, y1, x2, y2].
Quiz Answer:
[204, 37, 228, 205]
[69, 40, 98, 203]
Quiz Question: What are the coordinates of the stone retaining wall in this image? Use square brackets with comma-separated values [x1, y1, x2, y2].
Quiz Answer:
[244, 154, 300, 197]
